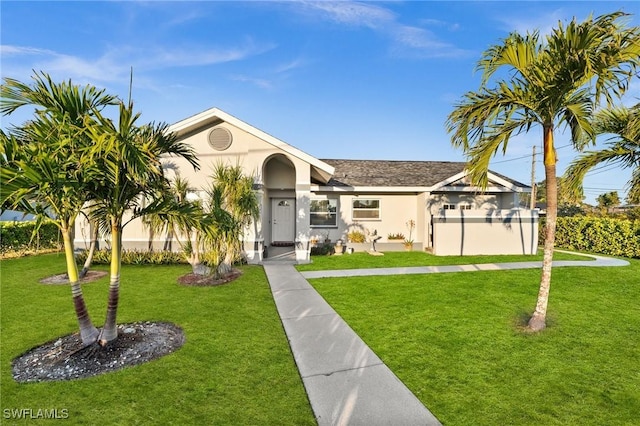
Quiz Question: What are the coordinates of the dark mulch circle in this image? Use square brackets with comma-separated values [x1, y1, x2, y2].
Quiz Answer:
[39, 270, 108, 285]
[12, 322, 185, 383]
[177, 269, 242, 286]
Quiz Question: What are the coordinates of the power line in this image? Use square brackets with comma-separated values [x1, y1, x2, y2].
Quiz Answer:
[583, 186, 627, 191]
[490, 143, 573, 164]
[584, 164, 622, 176]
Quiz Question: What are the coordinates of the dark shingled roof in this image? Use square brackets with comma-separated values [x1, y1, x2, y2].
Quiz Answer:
[319, 159, 529, 188]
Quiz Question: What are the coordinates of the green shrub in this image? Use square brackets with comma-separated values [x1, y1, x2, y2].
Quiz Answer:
[347, 231, 366, 243]
[75, 249, 188, 265]
[540, 216, 640, 258]
[310, 243, 334, 256]
[0, 221, 61, 255]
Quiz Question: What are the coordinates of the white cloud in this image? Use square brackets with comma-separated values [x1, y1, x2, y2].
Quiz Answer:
[230, 74, 274, 90]
[138, 40, 276, 69]
[421, 18, 460, 32]
[274, 57, 307, 74]
[293, 1, 469, 58]
[298, 1, 394, 29]
[495, 8, 572, 37]
[1, 45, 57, 56]
[1, 38, 276, 86]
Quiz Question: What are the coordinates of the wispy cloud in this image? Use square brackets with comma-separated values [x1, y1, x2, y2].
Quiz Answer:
[230, 74, 274, 90]
[1, 45, 57, 56]
[164, 10, 207, 28]
[1, 38, 275, 85]
[293, 1, 470, 58]
[136, 39, 276, 69]
[228, 55, 308, 91]
[495, 8, 570, 37]
[298, 0, 394, 29]
[421, 18, 461, 32]
[393, 26, 450, 51]
[274, 57, 307, 74]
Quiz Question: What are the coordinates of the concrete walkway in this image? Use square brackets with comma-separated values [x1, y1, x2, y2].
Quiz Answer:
[264, 251, 628, 425]
[299, 251, 629, 279]
[263, 263, 442, 426]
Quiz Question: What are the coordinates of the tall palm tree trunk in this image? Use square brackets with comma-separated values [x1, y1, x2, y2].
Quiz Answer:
[100, 220, 121, 345]
[62, 226, 99, 346]
[148, 225, 155, 252]
[528, 126, 558, 331]
[79, 221, 99, 279]
[163, 229, 173, 251]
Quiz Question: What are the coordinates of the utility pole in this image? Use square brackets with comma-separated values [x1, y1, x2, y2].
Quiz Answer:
[530, 145, 537, 209]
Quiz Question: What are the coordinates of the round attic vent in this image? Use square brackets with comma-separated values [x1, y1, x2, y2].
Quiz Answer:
[208, 127, 232, 151]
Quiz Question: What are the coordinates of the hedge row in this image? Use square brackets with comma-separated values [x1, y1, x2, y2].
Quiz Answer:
[0, 221, 61, 254]
[75, 249, 188, 265]
[540, 216, 640, 258]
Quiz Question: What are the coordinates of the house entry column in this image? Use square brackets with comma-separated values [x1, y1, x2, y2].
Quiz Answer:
[295, 185, 311, 263]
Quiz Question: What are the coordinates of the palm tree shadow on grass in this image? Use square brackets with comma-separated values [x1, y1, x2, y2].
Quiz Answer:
[39, 270, 108, 285]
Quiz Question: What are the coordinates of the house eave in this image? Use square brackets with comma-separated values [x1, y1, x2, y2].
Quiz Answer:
[311, 183, 530, 194]
[434, 186, 530, 193]
[311, 185, 433, 193]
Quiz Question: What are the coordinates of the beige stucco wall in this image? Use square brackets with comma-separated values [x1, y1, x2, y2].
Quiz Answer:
[432, 209, 538, 256]
[427, 192, 518, 211]
[309, 192, 421, 244]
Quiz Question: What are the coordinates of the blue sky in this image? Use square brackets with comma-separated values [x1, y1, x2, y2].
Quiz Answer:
[2, 1, 639, 205]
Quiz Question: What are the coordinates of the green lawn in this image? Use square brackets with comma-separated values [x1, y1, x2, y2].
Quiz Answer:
[296, 249, 593, 271]
[1, 254, 314, 425]
[308, 258, 640, 425]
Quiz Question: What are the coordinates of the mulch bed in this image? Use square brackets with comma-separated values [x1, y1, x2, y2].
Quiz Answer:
[14, 267, 240, 383]
[177, 269, 242, 286]
[40, 270, 108, 285]
[12, 322, 185, 383]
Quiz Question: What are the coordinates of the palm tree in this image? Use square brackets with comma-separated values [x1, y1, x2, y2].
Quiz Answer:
[446, 12, 640, 331]
[87, 100, 199, 345]
[209, 163, 259, 276]
[0, 72, 117, 345]
[144, 175, 215, 274]
[565, 103, 640, 205]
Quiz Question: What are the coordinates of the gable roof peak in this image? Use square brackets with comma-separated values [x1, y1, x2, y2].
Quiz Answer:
[168, 107, 334, 182]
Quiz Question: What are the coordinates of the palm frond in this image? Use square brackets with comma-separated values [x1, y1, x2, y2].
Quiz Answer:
[1, 71, 117, 118]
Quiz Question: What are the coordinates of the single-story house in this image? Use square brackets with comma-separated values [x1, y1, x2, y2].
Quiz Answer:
[74, 107, 538, 262]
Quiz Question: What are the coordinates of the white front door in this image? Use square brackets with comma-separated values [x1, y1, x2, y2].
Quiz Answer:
[272, 199, 295, 242]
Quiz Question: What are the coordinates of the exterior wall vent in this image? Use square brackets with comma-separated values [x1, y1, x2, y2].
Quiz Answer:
[208, 127, 233, 151]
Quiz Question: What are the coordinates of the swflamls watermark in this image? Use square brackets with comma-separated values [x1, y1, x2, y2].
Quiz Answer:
[3, 408, 69, 420]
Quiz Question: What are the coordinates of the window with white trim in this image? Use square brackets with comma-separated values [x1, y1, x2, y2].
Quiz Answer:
[310, 199, 338, 227]
[443, 204, 456, 210]
[459, 204, 472, 210]
[352, 198, 380, 220]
